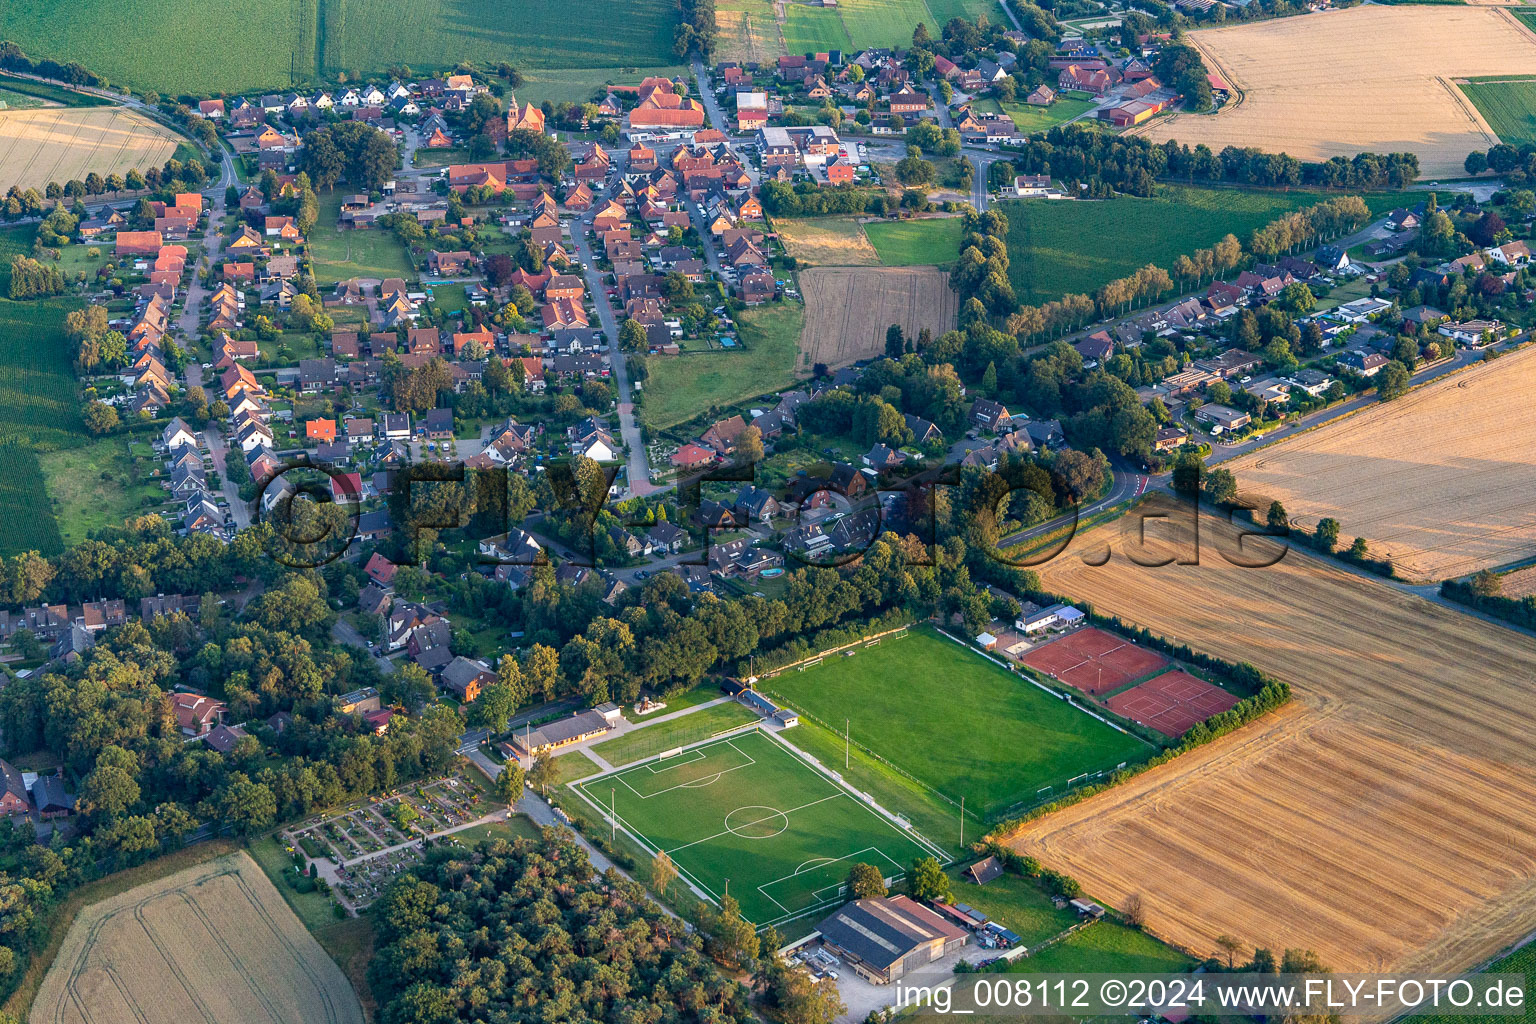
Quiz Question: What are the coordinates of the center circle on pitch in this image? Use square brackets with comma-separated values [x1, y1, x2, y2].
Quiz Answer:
[724, 805, 789, 839]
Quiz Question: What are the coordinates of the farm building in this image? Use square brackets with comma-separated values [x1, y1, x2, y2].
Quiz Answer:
[817, 896, 969, 984]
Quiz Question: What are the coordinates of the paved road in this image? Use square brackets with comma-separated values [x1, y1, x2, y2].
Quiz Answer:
[331, 617, 395, 674]
[996, 462, 1146, 555]
[1206, 342, 1510, 466]
[203, 426, 251, 529]
[569, 169, 659, 497]
[691, 58, 731, 134]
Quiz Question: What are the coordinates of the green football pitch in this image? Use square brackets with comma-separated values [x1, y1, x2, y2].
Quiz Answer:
[572, 729, 945, 927]
[765, 626, 1152, 818]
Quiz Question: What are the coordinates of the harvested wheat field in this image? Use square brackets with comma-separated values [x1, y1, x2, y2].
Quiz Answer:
[775, 216, 880, 266]
[1004, 495, 1536, 977]
[0, 106, 179, 193]
[799, 266, 957, 368]
[1497, 564, 1536, 598]
[1140, 6, 1536, 177]
[32, 852, 363, 1024]
[1224, 347, 1536, 582]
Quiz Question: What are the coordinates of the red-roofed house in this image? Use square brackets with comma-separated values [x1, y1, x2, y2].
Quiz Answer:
[365, 551, 399, 587]
[331, 472, 363, 503]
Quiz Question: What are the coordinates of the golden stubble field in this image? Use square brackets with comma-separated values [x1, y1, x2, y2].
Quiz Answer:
[798, 265, 957, 368]
[1005, 497, 1536, 976]
[1224, 347, 1536, 582]
[1139, 5, 1536, 177]
[32, 853, 363, 1024]
[0, 106, 179, 193]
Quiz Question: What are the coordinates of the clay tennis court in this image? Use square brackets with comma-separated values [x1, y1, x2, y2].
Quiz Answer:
[1019, 627, 1168, 696]
[1106, 670, 1241, 738]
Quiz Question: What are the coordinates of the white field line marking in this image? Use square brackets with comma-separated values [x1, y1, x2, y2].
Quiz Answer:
[667, 792, 843, 856]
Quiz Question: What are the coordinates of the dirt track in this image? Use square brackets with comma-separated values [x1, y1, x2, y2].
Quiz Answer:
[1224, 345, 1536, 582]
[1139, 6, 1536, 177]
[798, 266, 957, 369]
[1006, 497, 1536, 975]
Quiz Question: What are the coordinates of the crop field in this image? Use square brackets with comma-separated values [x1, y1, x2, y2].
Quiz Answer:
[1459, 76, 1536, 148]
[1223, 345, 1536, 582]
[922, 0, 1006, 24]
[1007, 494, 1536, 975]
[1139, 6, 1536, 177]
[0, 107, 180, 194]
[1000, 185, 1402, 305]
[731, 0, 996, 61]
[776, 216, 881, 265]
[798, 266, 957, 369]
[864, 216, 965, 265]
[836, 0, 935, 49]
[781, 4, 852, 55]
[765, 626, 1152, 818]
[321, 0, 677, 80]
[640, 302, 803, 430]
[572, 729, 945, 927]
[0, 296, 85, 453]
[1496, 564, 1536, 598]
[0, 443, 63, 557]
[0, 0, 678, 95]
[31, 852, 364, 1024]
[716, 0, 788, 63]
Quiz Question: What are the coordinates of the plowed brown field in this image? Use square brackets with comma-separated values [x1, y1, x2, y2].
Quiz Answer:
[1139, 6, 1536, 177]
[798, 266, 957, 369]
[1224, 346, 1536, 582]
[32, 853, 363, 1024]
[1005, 497, 1536, 974]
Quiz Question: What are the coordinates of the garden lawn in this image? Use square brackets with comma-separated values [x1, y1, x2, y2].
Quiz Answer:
[865, 217, 965, 265]
[1002, 185, 1406, 305]
[1460, 77, 1536, 149]
[448, 814, 545, 847]
[944, 869, 1081, 947]
[589, 702, 761, 766]
[999, 94, 1099, 133]
[309, 192, 414, 285]
[515, 66, 689, 107]
[639, 301, 803, 430]
[554, 748, 605, 782]
[764, 625, 1152, 818]
[38, 437, 171, 545]
[1008, 919, 1192, 974]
